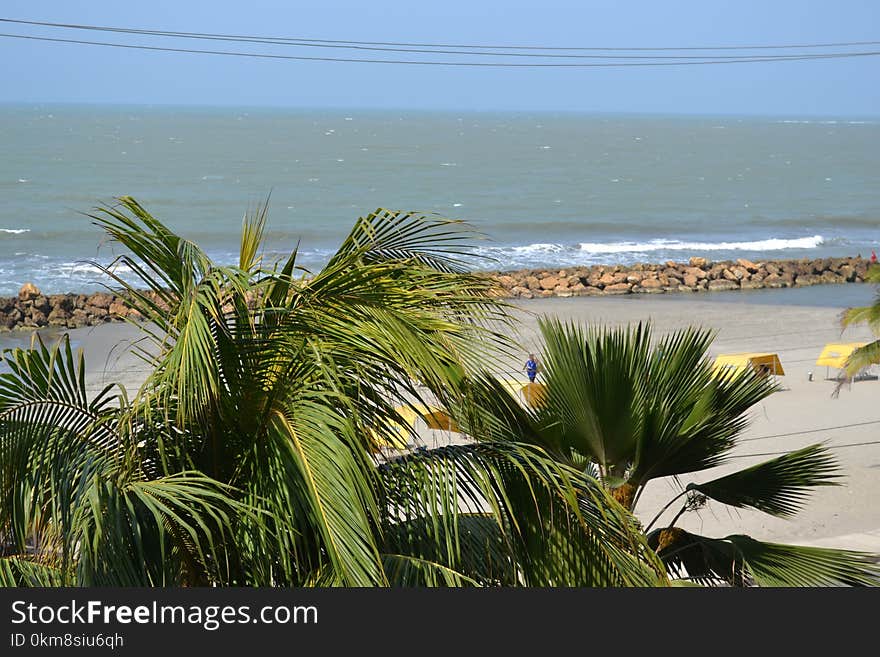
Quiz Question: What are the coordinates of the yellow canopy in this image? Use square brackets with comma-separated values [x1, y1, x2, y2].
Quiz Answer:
[496, 379, 547, 408]
[366, 424, 409, 453]
[394, 404, 460, 433]
[499, 379, 529, 399]
[815, 343, 866, 369]
[521, 382, 547, 408]
[712, 353, 785, 376]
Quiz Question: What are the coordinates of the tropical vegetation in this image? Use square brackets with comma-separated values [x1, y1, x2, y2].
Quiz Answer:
[842, 263, 880, 377]
[451, 319, 880, 586]
[1, 197, 877, 587]
[0, 198, 663, 587]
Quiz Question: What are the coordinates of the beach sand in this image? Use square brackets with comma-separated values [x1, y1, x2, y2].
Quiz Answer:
[503, 291, 880, 554]
[2, 287, 878, 554]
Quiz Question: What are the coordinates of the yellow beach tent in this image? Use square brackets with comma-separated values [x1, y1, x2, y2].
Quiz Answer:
[394, 404, 460, 433]
[499, 379, 530, 401]
[815, 342, 866, 379]
[815, 343, 865, 369]
[712, 353, 785, 377]
[366, 424, 409, 453]
[521, 382, 548, 408]
[497, 379, 548, 408]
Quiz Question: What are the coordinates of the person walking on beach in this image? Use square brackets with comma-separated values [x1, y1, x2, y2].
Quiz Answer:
[525, 353, 540, 383]
[871, 249, 878, 264]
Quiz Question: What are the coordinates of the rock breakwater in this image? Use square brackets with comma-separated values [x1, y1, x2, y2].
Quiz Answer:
[486, 255, 873, 299]
[0, 256, 874, 331]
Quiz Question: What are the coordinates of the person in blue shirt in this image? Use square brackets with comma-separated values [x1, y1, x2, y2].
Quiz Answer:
[524, 353, 539, 383]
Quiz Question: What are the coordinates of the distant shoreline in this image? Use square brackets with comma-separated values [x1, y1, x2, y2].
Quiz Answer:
[0, 254, 874, 332]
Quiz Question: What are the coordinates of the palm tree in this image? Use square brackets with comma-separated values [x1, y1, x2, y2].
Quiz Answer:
[841, 264, 880, 377]
[0, 197, 663, 587]
[452, 318, 880, 586]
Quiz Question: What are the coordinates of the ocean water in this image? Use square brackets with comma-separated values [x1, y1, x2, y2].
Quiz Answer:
[2, 104, 879, 297]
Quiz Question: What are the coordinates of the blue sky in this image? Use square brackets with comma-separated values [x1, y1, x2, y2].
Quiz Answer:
[1, 0, 878, 116]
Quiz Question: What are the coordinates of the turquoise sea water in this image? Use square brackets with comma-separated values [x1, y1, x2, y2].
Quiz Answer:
[2, 104, 879, 297]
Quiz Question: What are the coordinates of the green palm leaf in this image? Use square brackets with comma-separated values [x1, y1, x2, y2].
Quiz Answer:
[686, 444, 841, 517]
[648, 528, 880, 586]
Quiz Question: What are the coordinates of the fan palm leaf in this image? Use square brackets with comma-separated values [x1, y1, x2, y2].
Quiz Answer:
[647, 528, 880, 586]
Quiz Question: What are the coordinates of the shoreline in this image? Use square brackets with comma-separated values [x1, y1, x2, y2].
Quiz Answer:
[1, 254, 875, 332]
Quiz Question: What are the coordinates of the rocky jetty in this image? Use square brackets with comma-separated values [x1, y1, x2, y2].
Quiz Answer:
[0, 284, 149, 331]
[0, 256, 874, 331]
[485, 255, 872, 299]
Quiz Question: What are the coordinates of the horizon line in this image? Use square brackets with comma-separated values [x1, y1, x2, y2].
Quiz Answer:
[1, 100, 879, 121]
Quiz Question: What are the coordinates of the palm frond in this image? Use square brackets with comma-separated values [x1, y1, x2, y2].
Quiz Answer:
[843, 339, 880, 377]
[239, 197, 270, 271]
[379, 442, 665, 587]
[326, 208, 484, 273]
[647, 528, 880, 586]
[686, 444, 841, 517]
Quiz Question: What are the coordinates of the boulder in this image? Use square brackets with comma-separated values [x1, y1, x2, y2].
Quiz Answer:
[688, 256, 708, 267]
[626, 273, 644, 284]
[539, 276, 561, 291]
[603, 283, 632, 295]
[707, 279, 739, 291]
[683, 266, 707, 280]
[89, 292, 115, 310]
[794, 274, 820, 287]
[18, 282, 40, 301]
[47, 308, 70, 325]
[25, 309, 47, 327]
[763, 274, 785, 288]
[736, 258, 759, 272]
[839, 265, 856, 282]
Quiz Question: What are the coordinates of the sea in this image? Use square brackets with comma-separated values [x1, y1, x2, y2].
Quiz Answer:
[2, 104, 880, 298]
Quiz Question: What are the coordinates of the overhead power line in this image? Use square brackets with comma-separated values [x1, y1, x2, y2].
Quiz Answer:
[2, 17, 879, 52]
[3, 32, 880, 68]
[740, 419, 880, 443]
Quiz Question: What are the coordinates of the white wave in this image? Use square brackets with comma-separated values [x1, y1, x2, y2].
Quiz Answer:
[578, 235, 824, 254]
[17, 178, 29, 183]
[510, 243, 565, 255]
[1, 228, 30, 234]
[58, 262, 134, 276]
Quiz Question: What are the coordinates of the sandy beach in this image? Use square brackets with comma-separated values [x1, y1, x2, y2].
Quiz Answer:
[3, 286, 878, 555]
[504, 291, 880, 554]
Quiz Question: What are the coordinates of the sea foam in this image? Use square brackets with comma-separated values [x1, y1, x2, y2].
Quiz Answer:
[578, 235, 824, 254]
